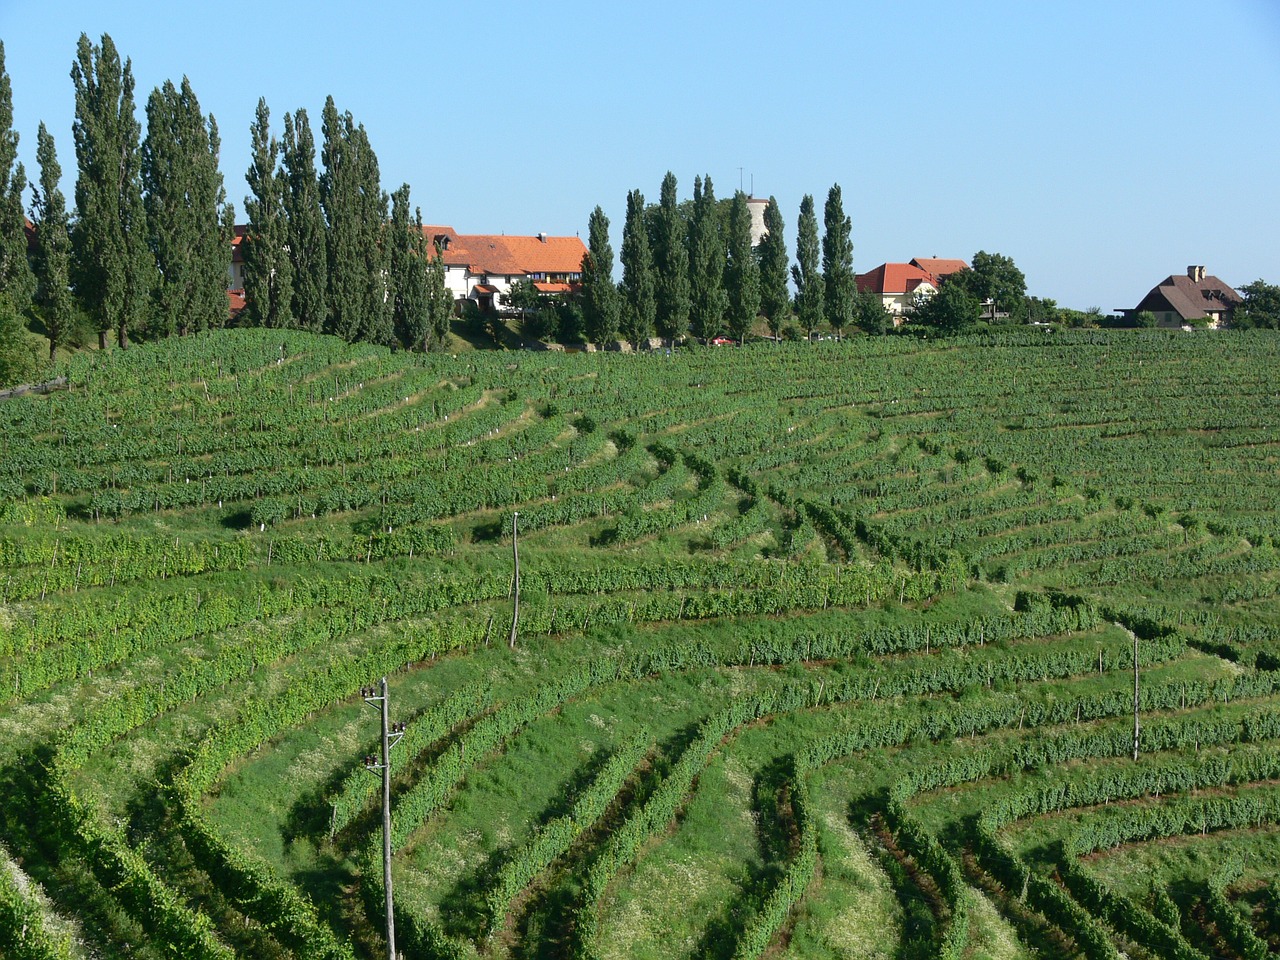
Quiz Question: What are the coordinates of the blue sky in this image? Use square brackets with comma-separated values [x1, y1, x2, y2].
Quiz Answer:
[3, 0, 1278, 311]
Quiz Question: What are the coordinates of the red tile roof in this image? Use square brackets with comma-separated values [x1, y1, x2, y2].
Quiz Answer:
[910, 257, 968, 279]
[422, 225, 587, 277]
[228, 288, 246, 318]
[857, 263, 940, 295]
[532, 281, 575, 294]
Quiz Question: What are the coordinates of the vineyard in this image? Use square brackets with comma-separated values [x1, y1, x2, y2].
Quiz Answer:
[2, 327, 1280, 960]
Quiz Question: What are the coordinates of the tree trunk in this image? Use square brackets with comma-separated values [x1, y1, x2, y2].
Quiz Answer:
[117, 324, 129, 350]
[98, 328, 107, 350]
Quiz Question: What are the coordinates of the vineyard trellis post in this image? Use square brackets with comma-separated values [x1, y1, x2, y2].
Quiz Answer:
[362, 677, 407, 959]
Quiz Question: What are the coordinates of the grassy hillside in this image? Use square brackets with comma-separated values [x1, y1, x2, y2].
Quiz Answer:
[2, 327, 1279, 960]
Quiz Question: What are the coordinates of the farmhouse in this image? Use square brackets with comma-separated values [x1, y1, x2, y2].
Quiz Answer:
[1128, 266, 1242, 328]
[423, 227, 588, 312]
[856, 257, 968, 324]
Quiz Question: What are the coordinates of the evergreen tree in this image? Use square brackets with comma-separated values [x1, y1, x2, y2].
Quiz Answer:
[142, 77, 232, 337]
[688, 174, 727, 341]
[651, 171, 689, 342]
[792, 194, 823, 340]
[0, 42, 33, 308]
[822, 183, 854, 339]
[424, 231, 452, 350]
[388, 184, 431, 350]
[724, 191, 760, 344]
[619, 188, 656, 347]
[31, 123, 72, 360]
[756, 196, 789, 340]
[243, 98, 294, 328]
[0, 294, 39, 385]
[854, 289, 892, 336]
[280, 109, 327, 333]
[70, 33, 150, 349]
[580, 205, 619, 343]
[320, 96, 390, 344]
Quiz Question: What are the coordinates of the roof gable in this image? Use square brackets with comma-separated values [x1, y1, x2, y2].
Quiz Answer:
[857, 262, 939, 295]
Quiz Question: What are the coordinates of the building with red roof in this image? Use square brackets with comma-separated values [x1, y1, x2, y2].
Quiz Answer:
[856, 258, 968, 324]
[423, 226, 587, 312]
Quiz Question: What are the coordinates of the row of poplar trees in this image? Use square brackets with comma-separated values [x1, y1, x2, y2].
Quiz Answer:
[0, 33, 450, 363]
[579, 175, 872, 346]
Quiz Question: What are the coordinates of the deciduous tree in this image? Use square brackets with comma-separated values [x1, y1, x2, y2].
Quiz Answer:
[0, 42, 32, 308]
[142, 76, 233, 336]
[757, 196, 789, 340]
[688, 174, 727, 340]
[724, 191, 760, 344]
[651, 171, 689, 343]
[1233, 280, 1280, 329]
[281, 109, 327, 333]
[619, 188, 656, 347]
[792, 194, 823, 340]
[854, 289, 891, 336]
[822, 183, 854, 339]
[580, 205, 619, 343]
[910, 279, 979, 334]
[243, 98, 294, 329]
[388, 184, 431, 350]
[70, 33, 150, 349]
[950, 250, 1026, 316]
[31, 123, 72, 359]
[320, 96, 390, 344]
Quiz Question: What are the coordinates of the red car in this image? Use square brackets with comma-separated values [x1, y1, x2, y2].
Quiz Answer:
[709, 337, 734, 346]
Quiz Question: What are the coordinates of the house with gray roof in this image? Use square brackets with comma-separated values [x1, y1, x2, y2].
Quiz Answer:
[1129, 266, 1242, 328]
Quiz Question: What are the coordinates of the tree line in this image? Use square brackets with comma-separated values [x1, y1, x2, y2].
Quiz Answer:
[567, 176, 866, 347]
[0, 33, 452, 386]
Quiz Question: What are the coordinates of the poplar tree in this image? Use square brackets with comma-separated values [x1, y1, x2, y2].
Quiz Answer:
[619, 188, 656, 348]
[424, 234, 452, 350]
[822, 183, 854, 339]
[280, 109, 327, 332]
[31, 124, 72, 360]
[757, 196, 789, 340]
[142, 77, 232, 336]
[580, 205, 619, 344]
[792, 194, 823, 340]
[320, 96, 390, 344]
[651, 171, 689, 343]
[243, 98, 294, 328]
[688, 174, 727, 341]
[724, 191, 760, 344]
[0, 42, 33, 308]
[70, 33, 150, 349]
[388, 184, 430, 350]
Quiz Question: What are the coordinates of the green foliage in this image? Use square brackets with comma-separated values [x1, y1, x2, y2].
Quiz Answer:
[619, 188, 656, 346]
[909, 279, 980, 333]
[757, 196, 790, 338]
[0, 41, 33, 309]
[688, 174, 727, 340]
[142, 77, 233, 337]
[948, 250, 1026, 316]
[0, 293, 39, 385]
[580, 205, 619, 343]
[242, 98, 295, 329]
[821, 184, 854, 337]
[69, 33, 150, 349]
[792, 193, 823, 338]
[280, 109, 328, 332]
[1233, 279, 1280, 329]
[854, 288, 891, 336]
[30, 123, 72, 360]
[724, 190, 761, 343]
[651, 171, 690, 342]
[320, 96, 389, 344]
[387, 184, 430, 350]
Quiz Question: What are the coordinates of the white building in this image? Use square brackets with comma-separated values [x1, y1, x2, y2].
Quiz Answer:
[423, 226, 588, 312]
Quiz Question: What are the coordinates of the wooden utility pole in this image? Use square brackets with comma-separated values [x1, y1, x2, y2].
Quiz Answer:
[508, 511, 520, 649]
[362, 677, 407, 959]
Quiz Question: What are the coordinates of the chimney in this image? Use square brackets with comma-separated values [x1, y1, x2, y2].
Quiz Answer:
[1188, 265, 1205, 283]
[537, 232, 547, 243]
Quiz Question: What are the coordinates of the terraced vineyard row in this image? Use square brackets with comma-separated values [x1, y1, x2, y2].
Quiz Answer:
[2, 327, 1279, 959]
